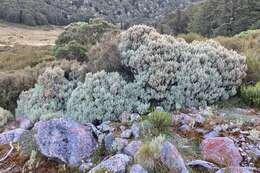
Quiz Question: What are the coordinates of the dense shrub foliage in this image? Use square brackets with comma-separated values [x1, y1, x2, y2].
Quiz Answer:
[66, 71, 149, 123]
[53, 19, 118, 61]
[241, 83, 260, 107]
[0, 71, 36, 113]
[0, 107, 13, 128]
[15, 25, 250, 123]
[178, 30, 260, 82]
[87, 32, 122, 73]
[0, 60, 89, 113]
[16, 67, 77, 122]
[119, 25, 247, 110]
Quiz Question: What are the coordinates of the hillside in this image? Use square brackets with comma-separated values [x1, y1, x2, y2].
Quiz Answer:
[159, 0, 260, 37]
[0, 0, 201, 27]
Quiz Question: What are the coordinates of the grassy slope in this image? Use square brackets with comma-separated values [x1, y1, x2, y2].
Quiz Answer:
[0, 22, 63, 72]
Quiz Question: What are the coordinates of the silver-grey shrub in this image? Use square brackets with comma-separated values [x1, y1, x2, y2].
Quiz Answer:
[119, 25, 247, 110]
[66, 71, 150, 123]
[16, 67, 75, 122]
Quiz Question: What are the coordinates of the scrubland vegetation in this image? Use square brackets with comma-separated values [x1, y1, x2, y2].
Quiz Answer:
[0, 1, 259, 173]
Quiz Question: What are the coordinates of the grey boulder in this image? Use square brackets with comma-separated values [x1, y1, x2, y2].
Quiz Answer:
[188, 160, 219, 173]
[0, 128, 27, 144]
[160, 141, 189, 173]
[104, 132, 115, 152]
[89, 154, 132, 173]
[121, 129, 132, 139]
[34, 119, 98, 166]
[123, 140, 143, 157]
[131, 123, 141, 139]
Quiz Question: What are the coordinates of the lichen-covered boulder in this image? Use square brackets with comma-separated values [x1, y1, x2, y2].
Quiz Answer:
[201, 137, 242, 166]
[0, 128, 27, 144]
[160, 141, 189, 173]
[89, 154, 132, 173]
[123, 141, 143, 157]
[34, 119, 98, 166]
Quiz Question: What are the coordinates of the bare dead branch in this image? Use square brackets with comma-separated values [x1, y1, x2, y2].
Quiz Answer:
[0, 143, 14, 162]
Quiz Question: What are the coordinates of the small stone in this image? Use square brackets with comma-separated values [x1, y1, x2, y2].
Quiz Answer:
[155, 106, 164, 112]
[179, 124, 191, 133]
[104, 133, 115, 152]
[98, 133, 106, 144]
[200, 107, 214, 117]
[131, 123, 141, 139]
[121, 129, 132, 139]
[216, 167, 256, 173]
[130, 113, 142, 122]
[195, 128, 208, 135]
[195, 115, 205, 125]
[89, 154, 132, 173]
[240, 131, 250, 135]
[201, 137, 242, 166]
[79, 162, 94, 172]
[86, 123, 102, 137]
[130, 164, 148, 173]
[16, 117, 33, 130]
[120, 125, 126, 132]
[97, 121, 113, 133]
[123, 140, 143, 157]
[120, 112, 141, 123]
[188, 160, 219, 173]
[113, 138, 128, 152]
[204, 125, 222, 139]
[247, 145, 260, 162]
[0, 128, 27, 144]
[172, 113, 193, 125]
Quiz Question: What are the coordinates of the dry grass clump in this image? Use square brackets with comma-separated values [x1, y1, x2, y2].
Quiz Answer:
[135, 135, 169, 173]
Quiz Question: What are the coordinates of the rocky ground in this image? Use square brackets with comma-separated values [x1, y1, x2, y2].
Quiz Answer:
[0, 106, 259, 173]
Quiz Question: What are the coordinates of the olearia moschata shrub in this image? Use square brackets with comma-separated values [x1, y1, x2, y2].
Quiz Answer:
[66, 71, 150, 123]
[16, 67, 76, 122]
[119, 25, 247, 111]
